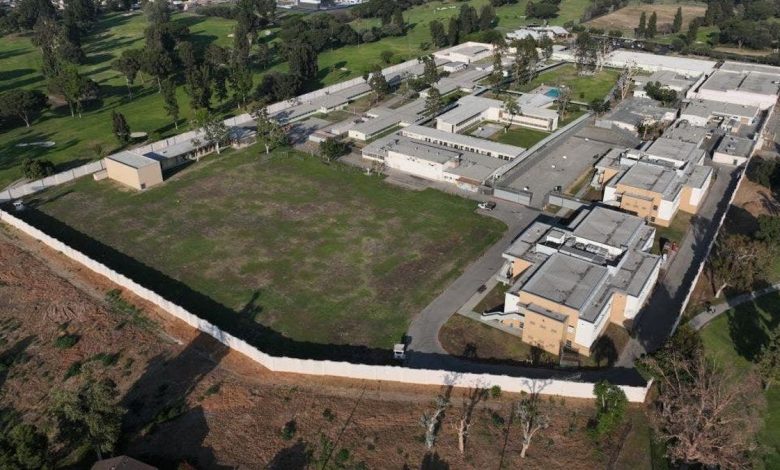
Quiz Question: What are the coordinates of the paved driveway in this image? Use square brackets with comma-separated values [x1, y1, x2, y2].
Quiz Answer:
[406, 202, 538, 355]
[617, 164, 742, 366]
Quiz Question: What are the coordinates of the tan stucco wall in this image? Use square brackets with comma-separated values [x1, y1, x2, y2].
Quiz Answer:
[679, 186, 698, 214]
[517, 292, 579, 320]
[105, 159, 163, 191]
[616, 184, 673, 226]
[521, 310, 566, 356]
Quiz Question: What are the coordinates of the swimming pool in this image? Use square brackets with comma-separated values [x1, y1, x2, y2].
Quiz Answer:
[545, 88, 561, 98]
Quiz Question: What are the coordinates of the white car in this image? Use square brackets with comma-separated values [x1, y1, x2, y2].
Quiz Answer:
[478, 201, 496, 210]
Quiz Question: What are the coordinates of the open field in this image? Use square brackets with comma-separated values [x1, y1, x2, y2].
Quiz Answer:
[0, 231, 658, 468]
[585, 3, 707, 35]
[518, 64, 621, 103]
[17, 147, 505, 359]
[700, 292, 780, 469]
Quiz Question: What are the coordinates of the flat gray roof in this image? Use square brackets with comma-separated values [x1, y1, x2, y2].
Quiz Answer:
[645, 137, 704, 165]
[601, 97, 675, 126]
[701, 69, 780, 96]
[682, 99, 760, 119]
[664, 121, 707, 144]
[402, 125, 525, 158]
[572, 206, 644, 249]
[720, 61, 780, 74]
[390, 139, 458, 164]
[616, 162, 680, 198]
[522, 252, 609, 311]
[635, 70, 698, 90]
[436, 95, 502, 126]
[715, 135, 753, 157]
[107, 151, 158, 169]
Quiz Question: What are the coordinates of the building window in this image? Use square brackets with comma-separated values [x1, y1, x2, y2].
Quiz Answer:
[652, 205, 658, 210]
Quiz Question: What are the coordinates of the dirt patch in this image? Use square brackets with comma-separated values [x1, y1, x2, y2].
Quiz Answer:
[586, 4, 706, 33]
[0, 227, 652, 468]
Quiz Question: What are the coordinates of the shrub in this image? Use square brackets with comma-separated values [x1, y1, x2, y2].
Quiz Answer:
[21, 158, 55, 180]
[64, 361, 82, 380]
[280, 420, 297, 440]
[323, 408, 336, 422]
[490, 385, 502, 399]
[91, 352, 119, 367]
[54, 334, 79, 349]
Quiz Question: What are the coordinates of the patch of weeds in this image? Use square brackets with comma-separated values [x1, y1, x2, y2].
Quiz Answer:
[55, 334, 80, 349]
[123, 357, 134, 370]
[64, 361, 82, 380]
[105, 289, 155, 331]
[200, 382, 221, 401]
[335, 448, 350, 465]
[143, 398, 188, 434]
[90, 352, 119, 367]
[322, 408, 336, 422]
[280, 420, 297, 440]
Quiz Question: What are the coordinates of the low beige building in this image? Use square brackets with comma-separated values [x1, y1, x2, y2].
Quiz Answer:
[105, 152, 163, 190]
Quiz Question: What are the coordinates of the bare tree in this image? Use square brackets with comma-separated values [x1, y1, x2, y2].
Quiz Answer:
[453, 387, 488, 454]
[420, 395, 449, 449]
[515, 392, 550, 458]
[594, 37, 611, 73]
[616, 63, 638, 101]
[644, 352, 765, 469]
[556, 82, 572, 120]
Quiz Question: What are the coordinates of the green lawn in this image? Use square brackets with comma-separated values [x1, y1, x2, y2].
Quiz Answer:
[519, 64, 621, 103]
[700, 293, 780, 469]
[19, 147, 506, 360]
[493, 126, 550, 148]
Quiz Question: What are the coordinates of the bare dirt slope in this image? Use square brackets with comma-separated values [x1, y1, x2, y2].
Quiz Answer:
[0, 226, 643, 469]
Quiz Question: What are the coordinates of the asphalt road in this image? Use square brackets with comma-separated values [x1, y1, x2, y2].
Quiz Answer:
[405, 202, 538, 355]
[617, 163, 742, 366]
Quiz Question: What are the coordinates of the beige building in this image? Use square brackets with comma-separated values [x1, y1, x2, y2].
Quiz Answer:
[486, 207, 661, 357]
[105, 152, 163, 190]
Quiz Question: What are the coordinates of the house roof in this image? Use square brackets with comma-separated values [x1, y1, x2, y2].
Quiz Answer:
[570, 206, 645, 249]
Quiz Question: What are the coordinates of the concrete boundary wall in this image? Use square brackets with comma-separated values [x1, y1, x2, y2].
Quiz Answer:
[0, 209, 651, 402]
[546, 192, 588, 211]
[0, 160, 105, 203]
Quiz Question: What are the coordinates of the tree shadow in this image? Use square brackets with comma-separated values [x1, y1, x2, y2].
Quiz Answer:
[592, 335, 617, 367]
[0, 336, 36, 389]
[726, 295, 779, 362]
[266, 439, 310, 469]
[420, 452, 449, 470]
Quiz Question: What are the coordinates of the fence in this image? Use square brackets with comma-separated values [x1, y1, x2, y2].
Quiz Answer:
[0, 208, 651, 402]
[546, 192, 588, 211]
[0, 160, 105, 203]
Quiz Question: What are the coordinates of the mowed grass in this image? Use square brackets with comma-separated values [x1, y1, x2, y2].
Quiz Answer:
[699, 293, 780, 469]
[493, 126, 550, 148]
[0, 0, 589, 187]
[22, 147, 506, 355]
[519, 64, 621, 103]
[0, 12, 236, 188]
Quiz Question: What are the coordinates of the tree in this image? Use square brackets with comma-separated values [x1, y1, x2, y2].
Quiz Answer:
[230, 62, 253, 109]
[515, 392, 550, 458]
[755, 215, 780, 244]
[286, 40, 318, 87]
[423, 87, 444, 118]
[539, 36, 554, 60]
[643, 351, 765, 469]
[185, 64, 212, 111]
[672, 6, 683, 33]
[0, 421, 50, 469]
[757, 324, 780, 390]
[21, 158, 55, 179]
[144, 0, 171, 26]
[0, 89, 47, 127]
[420, 395, 449, 449]
[479, 4, 496, 31]
[160, 78, 180, 129]
[319, 137, 349, 162]
[63, 0, 97, 36]
[429, 20, 448, 48]
[644, 81, 678, 105]
[686, 17, 700, 43]
[447, 16, 459, 46]
[591, 381, 627, 438]
[574, 31, 597, 73]
[454, 388, 487, 454]
[112, 49, 142, 98]
[589, 98, 610, 116]
[636, 11, 647, 38]
[51, 378, 124, 460]
[616, 64, 637, 101]
[420, 54, 440, 85]
[709, 233, 772, 297]
[368, 65, 391, 101]
[253, 107, 287, 154]
[556, 84, 572, 119]
[195, 111, 230, 155]
[15, 0, 55, 30]
[48, 61, 92, 118]
[502, 95, 520, 132]
[647, 11, 657, 39]
[111, 111, 131, 145]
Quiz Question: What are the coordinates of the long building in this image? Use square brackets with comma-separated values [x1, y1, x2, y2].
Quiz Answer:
[687, 62, 780, 110]
[436, 93, 559, 133]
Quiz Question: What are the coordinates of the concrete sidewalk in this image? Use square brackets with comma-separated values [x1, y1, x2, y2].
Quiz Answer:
[688, 283, 780, 331]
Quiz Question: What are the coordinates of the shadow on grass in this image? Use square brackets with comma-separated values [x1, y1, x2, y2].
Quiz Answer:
[725, 293, 780, 362]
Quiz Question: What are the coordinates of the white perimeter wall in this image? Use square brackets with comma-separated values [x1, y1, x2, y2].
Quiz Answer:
[0, 208, 652, 402]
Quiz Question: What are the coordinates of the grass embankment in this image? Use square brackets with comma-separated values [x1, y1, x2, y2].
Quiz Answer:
[22, 147, 506, 355]
[700, 293, 780, 469]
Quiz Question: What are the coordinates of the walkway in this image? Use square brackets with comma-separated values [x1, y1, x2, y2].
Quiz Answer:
[616, 164, 742, 367]
[688, 283, 780, 331]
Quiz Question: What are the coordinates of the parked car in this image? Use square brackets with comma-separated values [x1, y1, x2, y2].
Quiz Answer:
[478, 201, 496, 211]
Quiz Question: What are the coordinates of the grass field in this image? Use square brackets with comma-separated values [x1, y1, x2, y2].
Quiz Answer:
[19, 147, 506, 359]
[585, 3, 707, 36]
[493, 126, 550, 148]
[519, 64, 621, 103]
[0, 0, 593, 187]
[700, 293, 780, 469]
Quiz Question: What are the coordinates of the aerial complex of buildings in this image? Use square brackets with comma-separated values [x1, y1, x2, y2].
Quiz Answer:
[45, 33, 780, 360]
